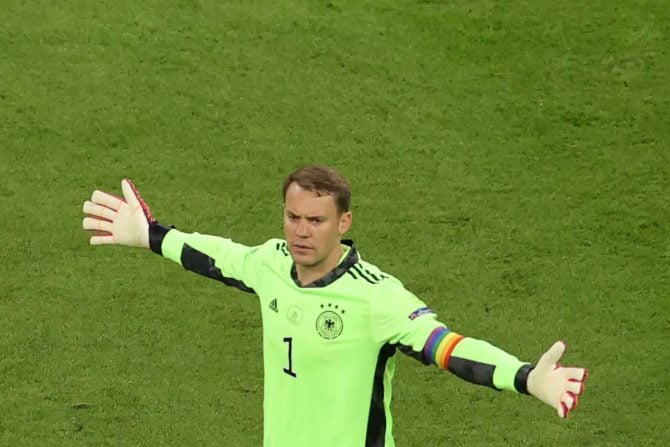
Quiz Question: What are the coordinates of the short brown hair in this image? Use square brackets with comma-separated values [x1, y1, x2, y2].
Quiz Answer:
[282, 165, 351, 214]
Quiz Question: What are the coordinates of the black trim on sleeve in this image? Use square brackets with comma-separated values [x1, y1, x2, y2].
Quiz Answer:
[365, 343, 396, 447]
[181, 244, 255, 294]
[149, 222, 173, 255]
[398, 344, 431, 365]
[514, 364, 535, 395]
[447, 357, 497, 390]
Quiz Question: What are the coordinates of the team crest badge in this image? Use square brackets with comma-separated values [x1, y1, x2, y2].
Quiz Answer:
[316, 303, 344, 339]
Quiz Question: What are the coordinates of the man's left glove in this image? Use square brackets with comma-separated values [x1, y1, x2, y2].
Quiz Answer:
[527, 341, 588, 418]
[82, 179, 156, 248]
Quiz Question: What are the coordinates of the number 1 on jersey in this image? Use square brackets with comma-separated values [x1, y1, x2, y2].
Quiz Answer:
[283, 337, 297, 378]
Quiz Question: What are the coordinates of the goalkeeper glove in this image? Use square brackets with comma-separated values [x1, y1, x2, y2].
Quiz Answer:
[82, 179, 155, 248]
[527, 341, 588, 418]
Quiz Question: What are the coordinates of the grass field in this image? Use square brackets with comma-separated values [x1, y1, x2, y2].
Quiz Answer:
[1, 0, 668, 445]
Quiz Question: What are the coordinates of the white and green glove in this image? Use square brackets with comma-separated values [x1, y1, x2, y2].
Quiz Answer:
[528, 341, 588, 418]
[82, 179, 155, 248]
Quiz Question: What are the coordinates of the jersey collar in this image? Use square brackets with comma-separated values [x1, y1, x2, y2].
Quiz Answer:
[290, 239, 359, 288]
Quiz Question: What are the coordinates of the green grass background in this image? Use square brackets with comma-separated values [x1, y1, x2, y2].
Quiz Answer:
[1, 0, 668, 445]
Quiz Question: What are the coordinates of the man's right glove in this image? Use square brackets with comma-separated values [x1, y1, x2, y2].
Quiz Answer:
[82, 179, 155, 248]
[527, 341, 588, 418]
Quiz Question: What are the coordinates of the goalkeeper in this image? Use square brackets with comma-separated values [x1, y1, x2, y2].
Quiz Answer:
[82, 165, 587, 447]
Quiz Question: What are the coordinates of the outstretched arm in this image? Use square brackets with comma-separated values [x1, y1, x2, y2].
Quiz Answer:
[423, 328, 587, 418]
[82, 179, 261, 293]
[370, 278, 588, 418]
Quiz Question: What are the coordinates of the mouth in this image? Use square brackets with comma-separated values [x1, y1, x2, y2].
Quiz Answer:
[292, 243, 312, 252]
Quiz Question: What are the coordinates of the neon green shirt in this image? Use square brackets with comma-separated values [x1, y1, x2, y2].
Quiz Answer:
[159, 230, 444, 447]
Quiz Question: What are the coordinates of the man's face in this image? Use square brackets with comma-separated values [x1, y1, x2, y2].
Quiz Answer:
[283, 182, 352, 268]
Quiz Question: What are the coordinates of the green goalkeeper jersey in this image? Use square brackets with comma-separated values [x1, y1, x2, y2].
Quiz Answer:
[158, 230, 445, 447]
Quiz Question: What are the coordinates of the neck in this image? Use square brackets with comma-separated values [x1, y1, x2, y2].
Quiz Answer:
[295, 245, 344, 286]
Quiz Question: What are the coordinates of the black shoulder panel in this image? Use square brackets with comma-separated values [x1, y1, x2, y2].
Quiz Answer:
[181, 243, 255, 294]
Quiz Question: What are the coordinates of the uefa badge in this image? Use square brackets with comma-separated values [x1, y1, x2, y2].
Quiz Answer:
[316, 303, 344, 339]
[287, 305, 304, 326]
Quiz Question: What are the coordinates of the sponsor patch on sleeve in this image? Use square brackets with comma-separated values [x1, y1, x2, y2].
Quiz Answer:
[409, 307, 434, 320]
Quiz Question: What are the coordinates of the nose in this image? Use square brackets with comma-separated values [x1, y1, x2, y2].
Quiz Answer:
[296, 218, 309, 237]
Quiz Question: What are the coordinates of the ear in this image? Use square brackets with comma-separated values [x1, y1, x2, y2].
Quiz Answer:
[339, 211, 352, 235]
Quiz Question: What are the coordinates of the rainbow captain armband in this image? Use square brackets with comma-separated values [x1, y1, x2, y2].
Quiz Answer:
[423, 327, 534, 394]
[423, 327, 465, 369]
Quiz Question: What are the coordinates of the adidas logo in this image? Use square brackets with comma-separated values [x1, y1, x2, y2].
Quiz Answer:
[269, 298, 278, 313]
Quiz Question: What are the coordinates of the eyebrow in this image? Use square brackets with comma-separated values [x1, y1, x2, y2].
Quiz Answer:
[286, 210, 327, 219]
